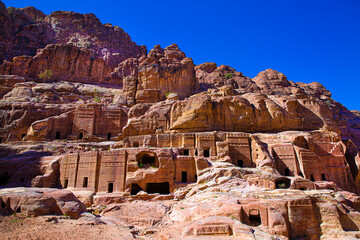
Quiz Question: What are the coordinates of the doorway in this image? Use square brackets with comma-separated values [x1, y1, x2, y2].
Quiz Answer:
[146, 182, 170, 194]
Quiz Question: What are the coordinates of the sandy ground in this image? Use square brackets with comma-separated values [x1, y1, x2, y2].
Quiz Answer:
[0, 214, 136, 240]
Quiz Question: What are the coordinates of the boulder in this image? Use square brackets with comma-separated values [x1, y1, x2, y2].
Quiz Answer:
[0, 188, 85, 218]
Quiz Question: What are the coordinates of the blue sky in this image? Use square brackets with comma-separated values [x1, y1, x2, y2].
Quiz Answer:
[3, 0, 360, 110]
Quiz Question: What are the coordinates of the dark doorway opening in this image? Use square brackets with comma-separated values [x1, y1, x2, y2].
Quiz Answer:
[183, 149, 189, 156]
[137, 152, 158, 168]
[181, 171, 188, 183]
[300, 187, 307, 190]
[133, 141, 139, 147]
[21, 133, 26, 139]
[83, 177, 88, 187]
[55, 131, 61, 139]
[0, 138, 2, 143]
[284, 168, 290, 176]
[79, 132, 83, 140]
[142, 155, 155, 165]
[249, 211, 262, 226]
[64, 179, 68, 188]
[1, 201, 5, 209]
[0, 173, 11, 186]
[237, 160, 244, 167]
[275, 179, 291, 189]
[146, 182, 170, 194]
[108, 182, 114, 193]
[203, 148, 210, 157]
[195, 174, 197, 182]
[16, 206, 21, 213]
[321, 174, 326, 181]
[195, 149, 198, 156]
[310, 175, 315, 181]
[107, 132, 111, 140]
[140, 154, 155, 167]
[20, 178, 25, 183]
[131, 184, 143, 195]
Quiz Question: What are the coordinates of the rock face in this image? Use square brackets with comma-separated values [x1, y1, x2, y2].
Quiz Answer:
[0, 3, 143, 66]
[46, 10, 144, 67]
[0, 3, 54, 62]
[0, 188, 86, 218]
[112, 44, 197, 105]
[2, 1, 360, 239]
[169, 162, 360, 239]
[0, 44, 112, 83]
[0, 2, 144, 84]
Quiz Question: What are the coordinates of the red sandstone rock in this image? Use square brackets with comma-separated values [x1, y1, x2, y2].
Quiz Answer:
[1, 44, 112, 83]
[0, 188, 85, 218]
[111, 44, 197, 105]
[0, 4, 143, 67]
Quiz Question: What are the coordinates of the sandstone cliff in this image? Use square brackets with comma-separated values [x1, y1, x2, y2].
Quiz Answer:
[0, 3, 143, 66]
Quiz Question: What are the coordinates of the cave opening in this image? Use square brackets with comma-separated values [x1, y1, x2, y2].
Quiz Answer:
[83, 177, 88, 187]
[310, 175, 315, 181]
[108, 182, 114, 193]
[136, 152, 159, 168]
[131, 184, 143, 195]
[275, 179, 291, 189]
[321, 174, 326, 181]
[249, 210, 262, 226]
[203, 148, 210, 157]
[107, 132, 111, 141]
[284, 168, 290, 176]
[55, 131, 61, 139]
[0, 173, 11, 186]
[181, 171, 188, 183]
[146, 182, 170, 194]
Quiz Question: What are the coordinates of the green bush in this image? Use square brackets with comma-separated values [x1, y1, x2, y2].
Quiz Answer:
[93, 89, 101, 103]
[38, 69, 52, 82]
[165, 92, 175, 97]
[225, 73, 233, 79]
[7, 7, 16, 15]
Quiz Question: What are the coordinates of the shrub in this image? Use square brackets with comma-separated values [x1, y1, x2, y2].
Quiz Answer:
[165, 92, 175, 98]
[93, 89, 101, 103]
[38, 69, 52, 82]
[225, 73, 233, 79]
[7, 7, 16, 15]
